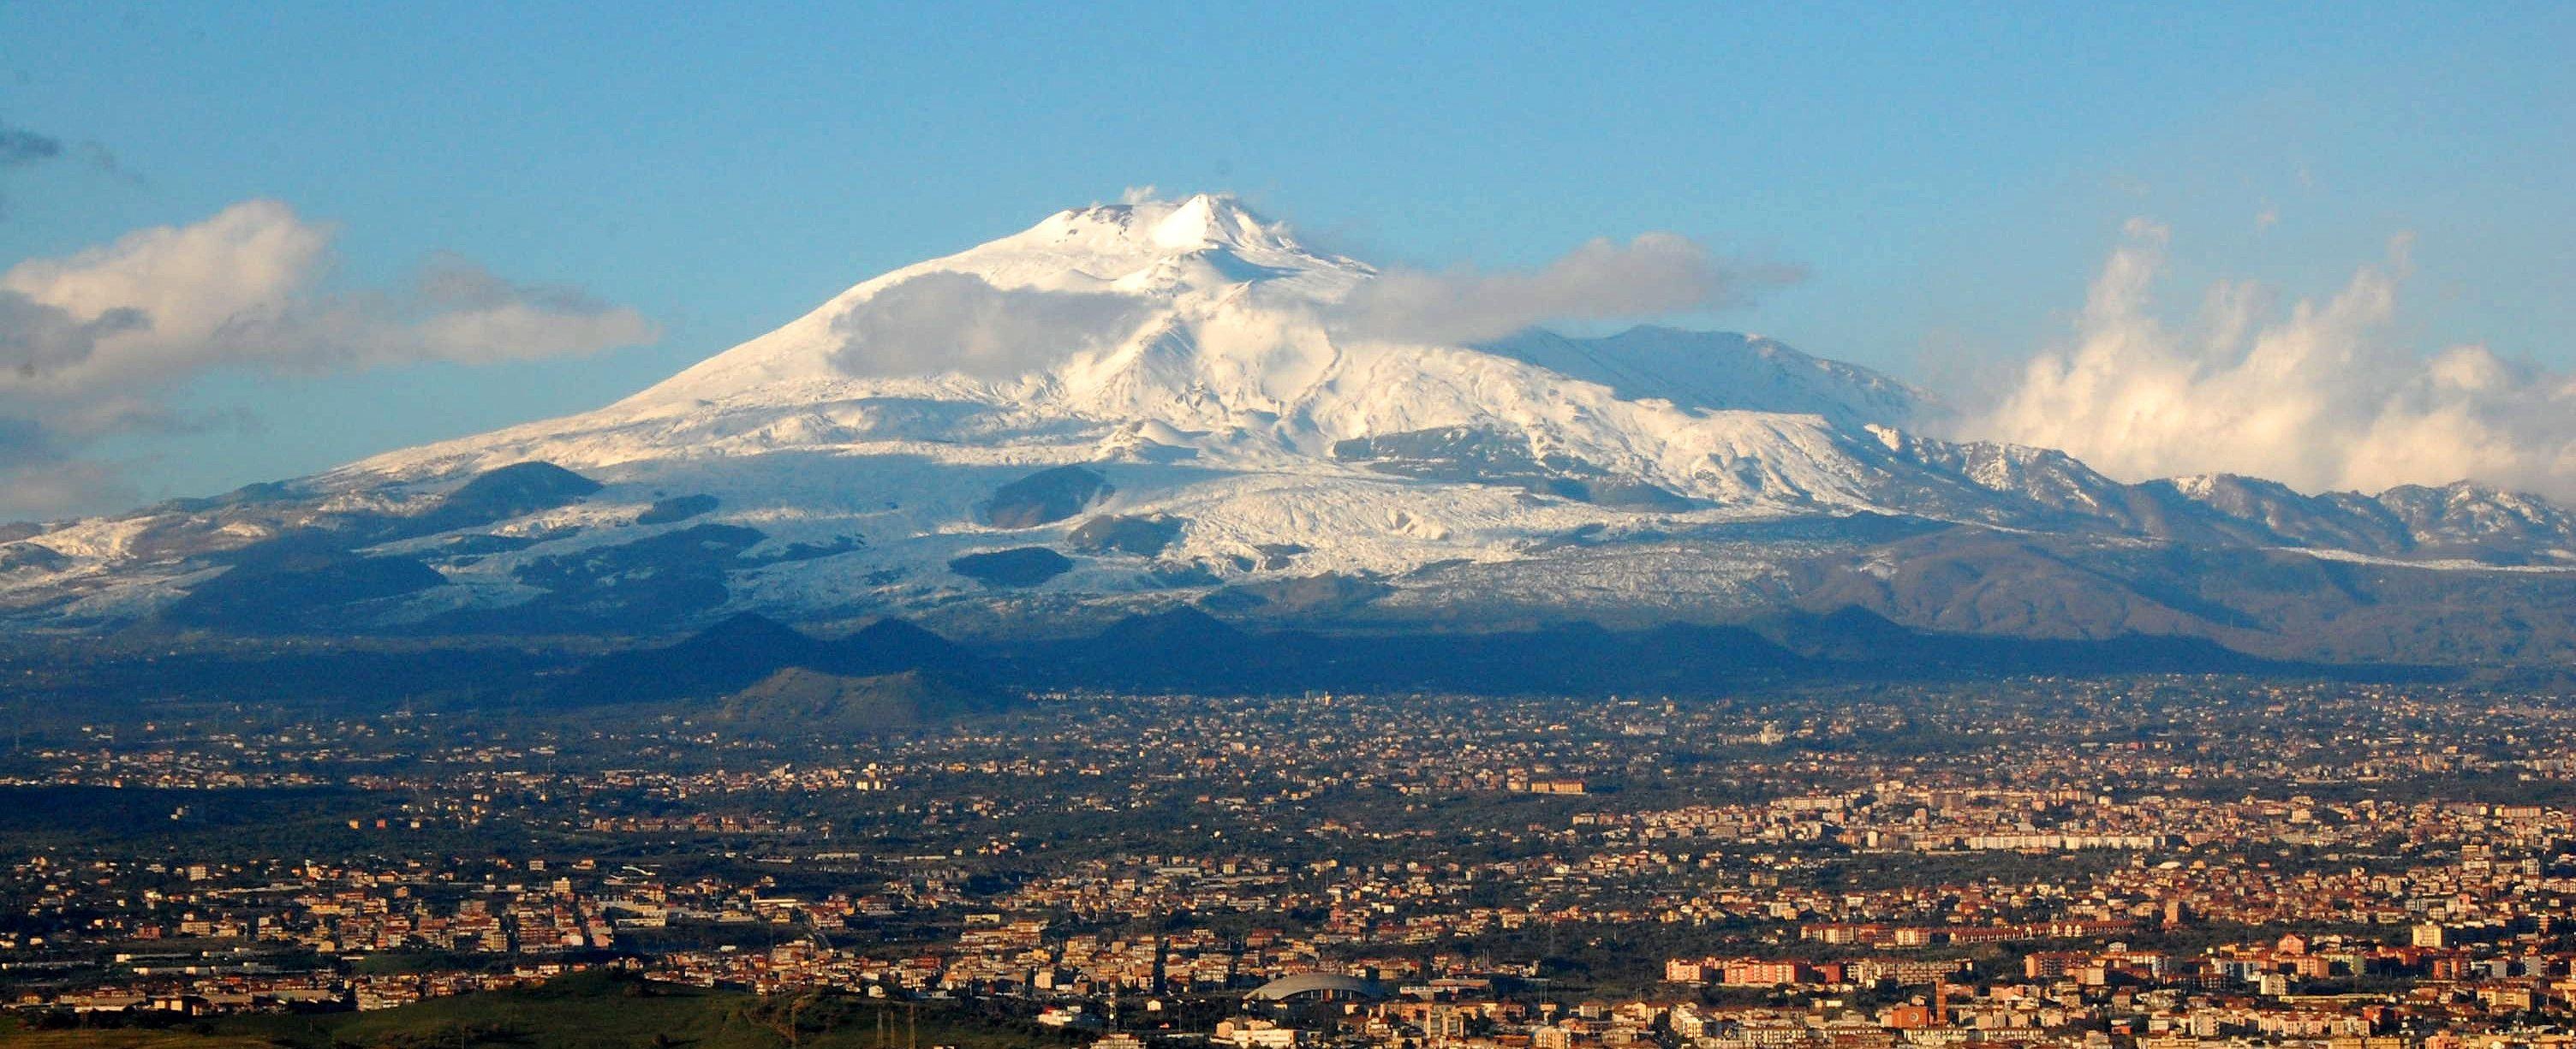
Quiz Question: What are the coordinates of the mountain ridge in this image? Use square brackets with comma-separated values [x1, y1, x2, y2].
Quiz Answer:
[2, 193, 2571, 665]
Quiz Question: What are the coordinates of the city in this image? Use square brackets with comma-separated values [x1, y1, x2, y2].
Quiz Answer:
[5, 676, 2576, 1046]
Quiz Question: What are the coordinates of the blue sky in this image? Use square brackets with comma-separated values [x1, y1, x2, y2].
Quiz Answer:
[1, 2, 2570, 512]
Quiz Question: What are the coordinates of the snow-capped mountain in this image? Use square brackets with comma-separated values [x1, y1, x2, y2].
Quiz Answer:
[4, 194, 2573, 661]
[336, 194, 1939, 505]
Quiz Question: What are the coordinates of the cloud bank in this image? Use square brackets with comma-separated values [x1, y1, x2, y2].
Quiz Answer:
[826, 229, 1797, 381]
[831, 272, 1152, 380]
[1331, 233, 1801, 346]
[0, 200, 659, 516]
[1973, 219, 2576, 499]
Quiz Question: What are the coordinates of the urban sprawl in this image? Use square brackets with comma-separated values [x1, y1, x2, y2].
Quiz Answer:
[7, 678, 2576, 1048]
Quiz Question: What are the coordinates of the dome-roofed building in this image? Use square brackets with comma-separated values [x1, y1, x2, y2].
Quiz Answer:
[1245, 973, 1389, 1003]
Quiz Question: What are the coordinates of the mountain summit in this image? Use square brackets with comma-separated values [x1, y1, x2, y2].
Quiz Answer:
[4, 194, 2573, 663]
[623, 194, 1363, 406]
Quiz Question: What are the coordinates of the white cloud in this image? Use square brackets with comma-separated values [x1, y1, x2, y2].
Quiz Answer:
[0, 200, 658, 384]
[830, 271, 1152, 380]
[0, 200, 659, 517]
[1328, 233, 1799, 346]
[1970, 220, 2576, 499]
[820, 229, 1799, 382]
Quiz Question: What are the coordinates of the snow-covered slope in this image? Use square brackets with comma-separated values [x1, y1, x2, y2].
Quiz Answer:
[335, 194, 1929, 493]
[3, 194, 2572, 639]
[1481, 326, 1939, 431]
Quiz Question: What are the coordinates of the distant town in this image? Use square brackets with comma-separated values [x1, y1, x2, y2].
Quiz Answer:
[6, 676, 2576, 1048]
